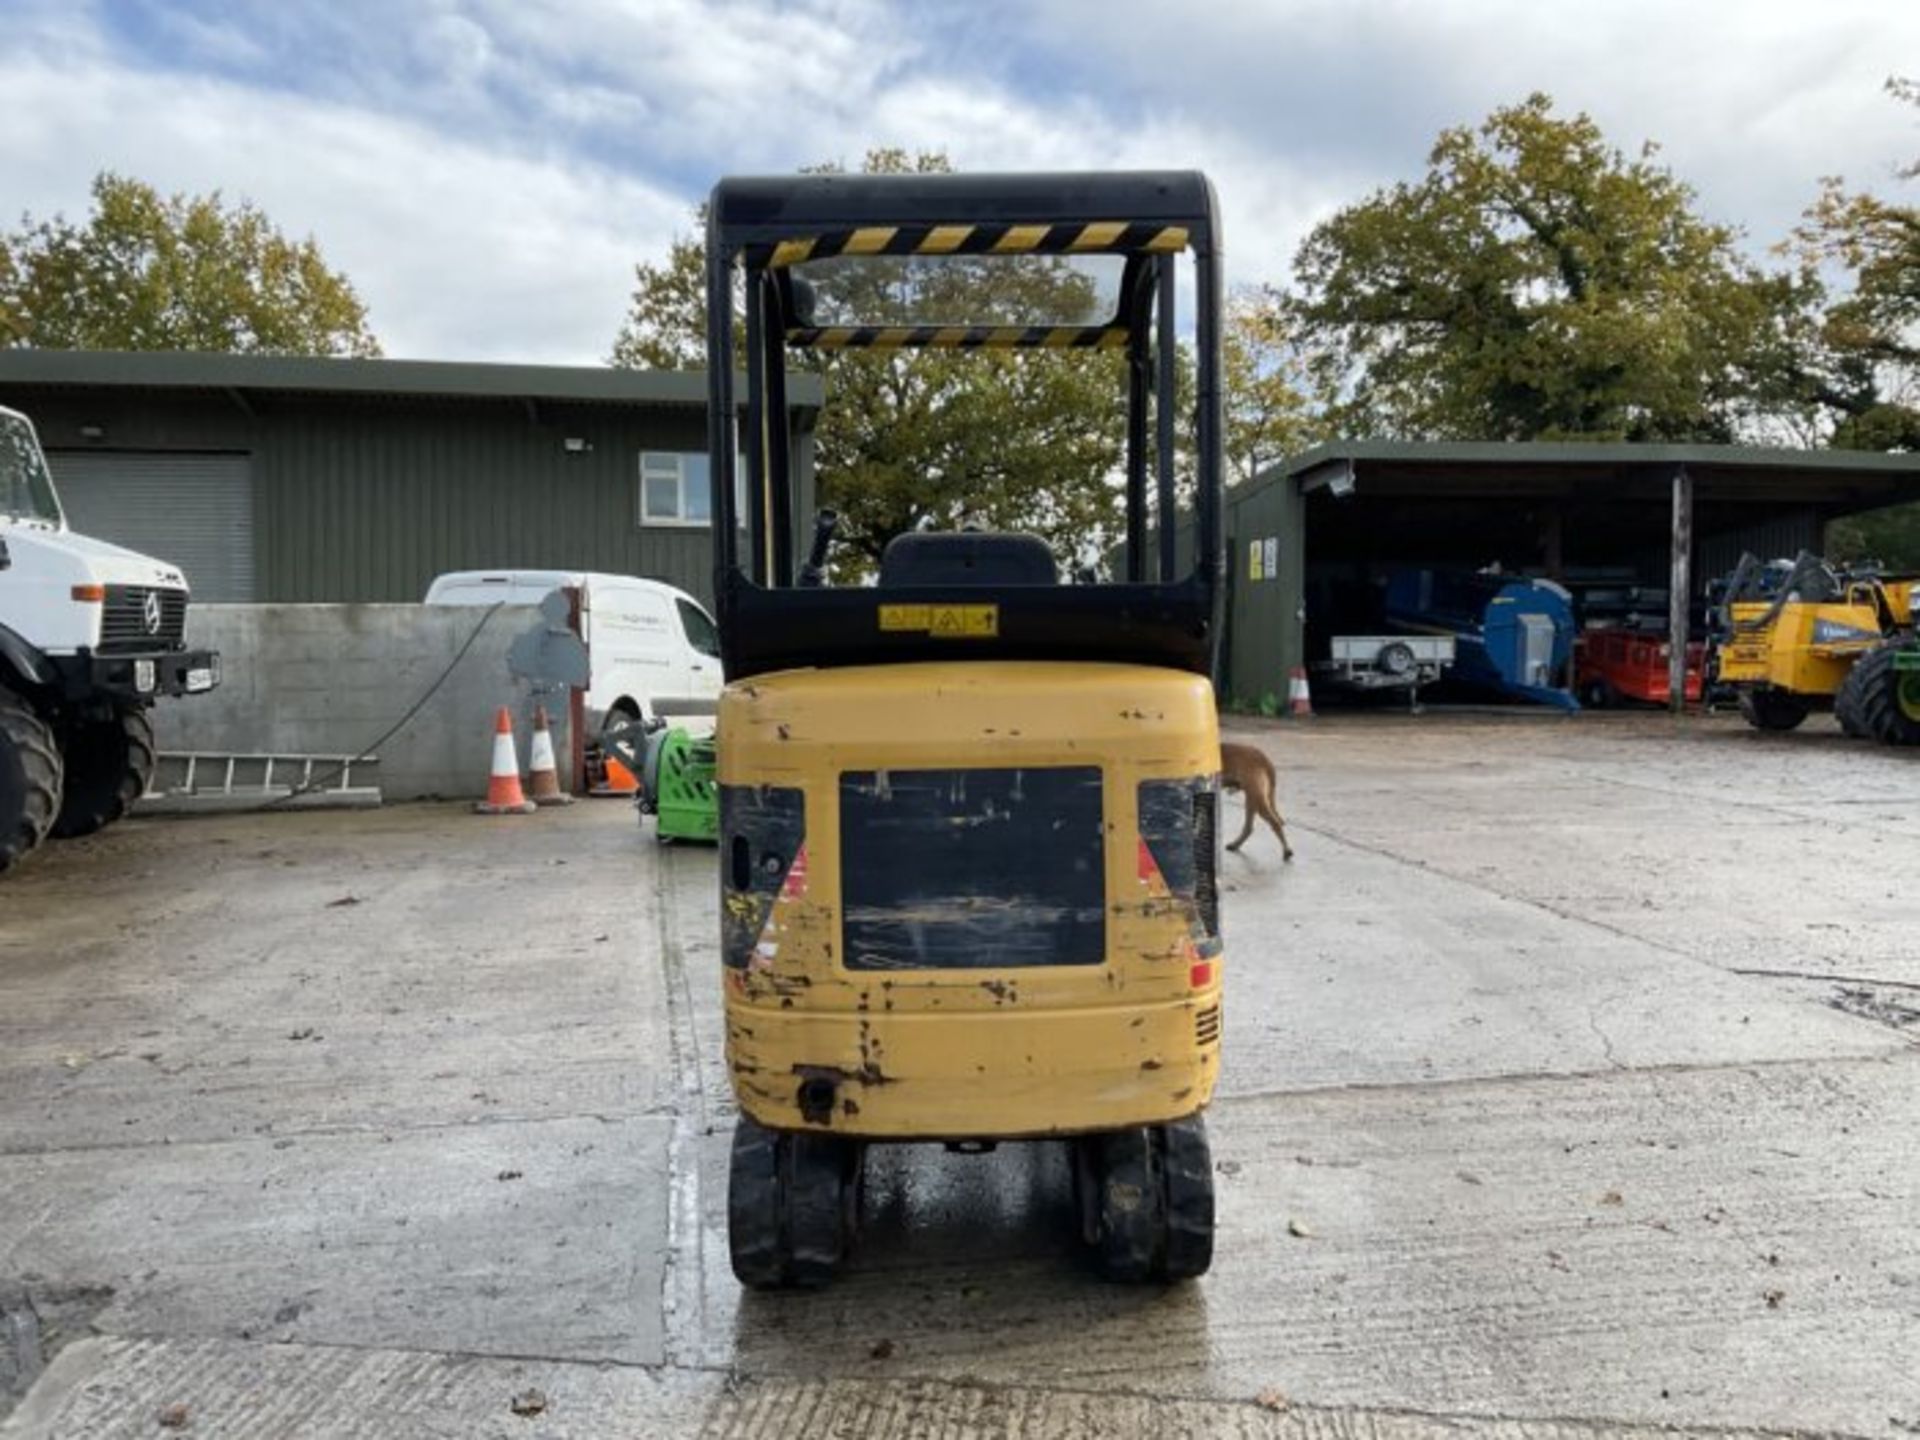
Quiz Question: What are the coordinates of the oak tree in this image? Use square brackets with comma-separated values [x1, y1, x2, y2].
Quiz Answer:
[1286, 95, 1786, 443]
[0, 173, 380, 356]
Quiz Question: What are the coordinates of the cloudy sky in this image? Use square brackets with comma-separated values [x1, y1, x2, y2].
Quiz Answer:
[5, 0, 1915, 364]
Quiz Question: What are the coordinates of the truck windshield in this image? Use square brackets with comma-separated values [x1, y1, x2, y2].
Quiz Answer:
[1, 415, 63, 525]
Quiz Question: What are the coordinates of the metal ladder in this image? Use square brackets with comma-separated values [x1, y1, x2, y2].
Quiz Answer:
[139, 752, 383, 812]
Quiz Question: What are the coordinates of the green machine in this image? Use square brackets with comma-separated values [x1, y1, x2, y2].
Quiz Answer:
[598, 715, 720, 842]
[643, 726, 718, 843]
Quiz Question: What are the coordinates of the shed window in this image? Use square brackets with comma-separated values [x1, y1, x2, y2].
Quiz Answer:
[640, 451, 710, 525]
[638, 451, 748, 527]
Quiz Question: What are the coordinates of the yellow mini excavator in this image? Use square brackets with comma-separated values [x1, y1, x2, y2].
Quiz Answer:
[701, 171, 1228, 1287]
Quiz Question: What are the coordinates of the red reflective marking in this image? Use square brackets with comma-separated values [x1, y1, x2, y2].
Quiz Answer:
[1189, 961, 1213, 988]
[782, 844, 809, 899]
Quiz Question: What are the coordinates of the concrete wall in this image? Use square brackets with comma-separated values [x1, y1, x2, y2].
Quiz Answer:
[152, 604, 576, 801]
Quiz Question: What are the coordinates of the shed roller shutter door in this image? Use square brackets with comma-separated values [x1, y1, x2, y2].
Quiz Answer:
[45, 451, 256, 602]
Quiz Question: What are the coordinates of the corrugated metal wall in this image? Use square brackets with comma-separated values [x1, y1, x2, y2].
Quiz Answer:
[1696, 509, 1823, 585]
[10, 390, 815, 608]
[255, 398, 724, 603]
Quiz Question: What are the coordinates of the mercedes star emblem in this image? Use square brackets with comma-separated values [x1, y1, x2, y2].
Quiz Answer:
[142, 591, 164, 636]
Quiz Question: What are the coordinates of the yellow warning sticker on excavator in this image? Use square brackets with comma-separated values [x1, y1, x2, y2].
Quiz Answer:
[879, 603, 998, 637]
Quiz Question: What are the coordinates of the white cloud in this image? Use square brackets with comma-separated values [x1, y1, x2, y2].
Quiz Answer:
[3, 0, 1915, 362]
[0, 49, 690, 363]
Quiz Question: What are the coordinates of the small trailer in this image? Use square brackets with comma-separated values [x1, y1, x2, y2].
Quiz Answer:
[1314, 634, 1456, 711]
[1574, 626, 1704, 708]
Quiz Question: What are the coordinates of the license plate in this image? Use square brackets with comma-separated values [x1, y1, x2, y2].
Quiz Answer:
[185, 667, 215, 693]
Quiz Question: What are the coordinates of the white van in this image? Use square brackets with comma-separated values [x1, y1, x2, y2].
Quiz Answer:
[423, 570, 721, 729]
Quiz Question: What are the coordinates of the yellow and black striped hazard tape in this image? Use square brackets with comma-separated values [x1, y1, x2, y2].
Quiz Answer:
[787, 325, 1130, 350]
[753, 220, 1189, 269]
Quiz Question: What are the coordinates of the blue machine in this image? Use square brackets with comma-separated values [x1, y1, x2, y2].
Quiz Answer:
[1383, 569, 1579, 711]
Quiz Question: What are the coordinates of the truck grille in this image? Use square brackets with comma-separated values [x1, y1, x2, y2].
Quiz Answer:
[99, 586, 188, 654]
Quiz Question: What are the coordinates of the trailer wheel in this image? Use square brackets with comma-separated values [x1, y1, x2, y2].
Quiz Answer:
[1853, 643, 1920, 747]
[1737, 689, 1810, 732]
[51, 704, 156, 839]
[1375, 641, 1416, 679]
[0, 689, 64, 875]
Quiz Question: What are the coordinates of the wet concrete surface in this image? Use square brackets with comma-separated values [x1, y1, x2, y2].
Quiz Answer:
[2, 712, 1917, 1437]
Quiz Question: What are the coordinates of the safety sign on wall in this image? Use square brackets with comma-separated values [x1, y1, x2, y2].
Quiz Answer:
[1248, 535, 1279, 581]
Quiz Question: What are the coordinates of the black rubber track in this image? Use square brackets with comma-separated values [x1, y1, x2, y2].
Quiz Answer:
[784, 1132, 855, 1289]
[0, 689, 63, 875]
[1159, 1115, 1216, 1280]
[727, 1116, 788, 1288]
[1852, 643, 1920, 747]
[51, 704, 155, 839]
[1738, 689, 1810, 732]
[727, 1116, 860, 1289]
[1092, 1126, 1165, 1282]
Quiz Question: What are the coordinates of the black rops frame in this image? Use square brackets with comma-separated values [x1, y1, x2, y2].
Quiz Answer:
[705, 170, 1225, 682]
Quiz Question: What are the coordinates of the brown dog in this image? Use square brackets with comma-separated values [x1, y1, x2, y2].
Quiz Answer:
[1220, 741, 1294, 861]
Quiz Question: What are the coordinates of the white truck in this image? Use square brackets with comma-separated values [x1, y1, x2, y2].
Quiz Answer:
[1, 406, 219, 874]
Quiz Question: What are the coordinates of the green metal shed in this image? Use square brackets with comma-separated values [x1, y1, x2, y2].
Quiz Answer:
[0, 350, 823, 607]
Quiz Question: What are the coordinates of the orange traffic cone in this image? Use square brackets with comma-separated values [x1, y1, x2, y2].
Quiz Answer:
[526, 704, 572, 806]
[593, 753, 641, 797]
[1287, 666, 1314, 718]
[474, 706, 536, 814]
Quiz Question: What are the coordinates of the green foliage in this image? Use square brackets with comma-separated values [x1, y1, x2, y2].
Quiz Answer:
[0, 173, 379, 357]
[611, 149, 1129, 574]
[1828, 502, 1920, 570]
[1779, 77, 1920, 452]
[1287, 94, 1786, 443]
[1781, 77, 1920, 562]
[1223, 288, 1324, 484]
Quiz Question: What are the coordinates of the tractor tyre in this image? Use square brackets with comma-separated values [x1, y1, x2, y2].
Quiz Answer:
[1737, 689, 1810, 733]
[0, 690, 64, 876]
[1834, 658, 1873, 739]
[1853, 643, 1920, 747]
[1158, 1115, 1216, 1281]
[51, 704, 155, 839]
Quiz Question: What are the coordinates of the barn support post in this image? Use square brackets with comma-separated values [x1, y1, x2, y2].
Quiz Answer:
[1668, 465, 1693, 714]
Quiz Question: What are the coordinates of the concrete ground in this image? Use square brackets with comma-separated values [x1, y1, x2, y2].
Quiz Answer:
[1, 711, 1916, 1438]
